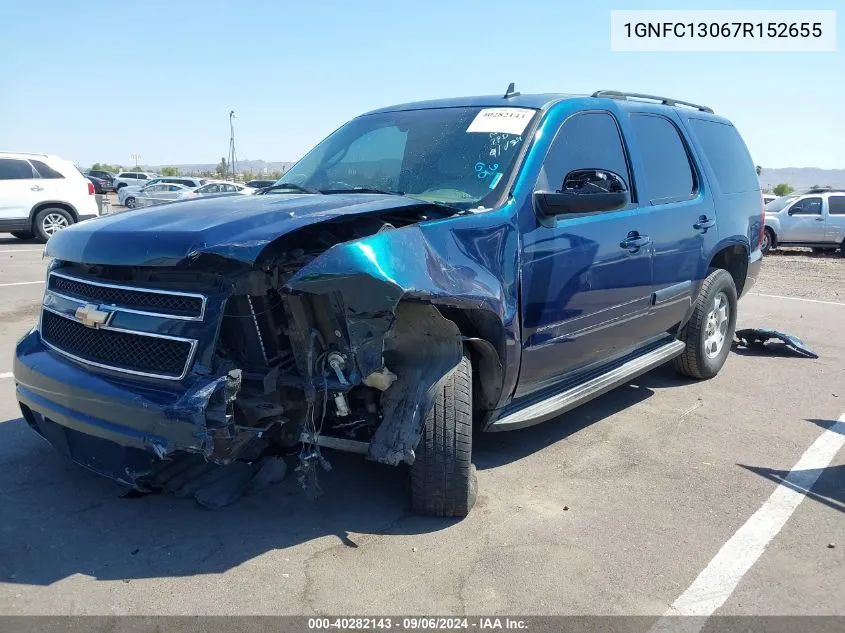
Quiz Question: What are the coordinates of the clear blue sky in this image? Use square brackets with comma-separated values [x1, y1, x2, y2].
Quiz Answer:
[0, 0, 841, 169]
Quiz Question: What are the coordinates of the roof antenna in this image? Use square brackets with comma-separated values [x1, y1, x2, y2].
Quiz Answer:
[503, 82, 520, 99]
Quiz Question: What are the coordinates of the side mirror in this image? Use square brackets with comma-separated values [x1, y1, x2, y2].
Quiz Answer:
[534, 169, 630, 216]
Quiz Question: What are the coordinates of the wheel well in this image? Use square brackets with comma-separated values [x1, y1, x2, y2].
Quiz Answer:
[433, 306, 505, 413]
[30, 202, 78, 228]
[709, 245, 748, 296]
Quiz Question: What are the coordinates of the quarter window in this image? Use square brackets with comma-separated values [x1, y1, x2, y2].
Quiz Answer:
[537, 111, 631, 197]
[630, 114, 696, 204]
[31, 160, 65, 179]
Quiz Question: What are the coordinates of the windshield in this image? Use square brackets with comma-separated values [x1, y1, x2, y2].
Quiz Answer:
[275, 106, 537, 208]
[765, 196, 799, 212]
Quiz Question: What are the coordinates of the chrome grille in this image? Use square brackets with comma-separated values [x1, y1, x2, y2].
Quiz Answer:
[48, 272, 205, 320]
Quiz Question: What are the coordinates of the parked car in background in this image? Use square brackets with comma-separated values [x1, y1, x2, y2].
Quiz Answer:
[0, 151, 100, 241]
[117, 177, 208, 206]
[762, 189, 845, 254]
[178, 181, 255, 199]
[16, 90, 763, 517]
[114, 172, 158, 190]
[122, 182, 193, 209]
[762, 193, 777, 205]
[86, 170, 117, 190]
[86, 175, 109, 195]
[245, 179, 276, 189]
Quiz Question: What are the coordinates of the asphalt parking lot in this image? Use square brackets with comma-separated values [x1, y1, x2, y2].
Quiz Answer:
[0, 239, 842, 618]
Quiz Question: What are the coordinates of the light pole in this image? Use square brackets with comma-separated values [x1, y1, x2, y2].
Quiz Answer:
[228, 110, 237, 181]
[131, 153, 141, 170]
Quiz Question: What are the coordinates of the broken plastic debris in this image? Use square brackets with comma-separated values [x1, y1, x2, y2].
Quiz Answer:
[362, 366, 398, 391]
[734, 328, 818, 359]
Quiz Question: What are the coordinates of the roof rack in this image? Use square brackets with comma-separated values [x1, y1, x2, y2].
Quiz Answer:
[803, 187, 845, 194]
[591, 90, 714, 114]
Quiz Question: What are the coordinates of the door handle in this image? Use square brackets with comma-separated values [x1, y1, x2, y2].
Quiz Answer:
[694, 216, 716, 231]
[815, 218, 824, 222]
[620, 232, 651, 252]
[30, 185, 44, 192]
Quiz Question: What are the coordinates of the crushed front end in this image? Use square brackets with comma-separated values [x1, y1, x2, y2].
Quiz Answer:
[14, 201, 476, 492]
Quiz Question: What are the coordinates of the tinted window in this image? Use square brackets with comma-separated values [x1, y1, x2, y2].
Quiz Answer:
[538, 111, 630, 195]
[31, 160, 65, 179]
[138, 174, 149, 180]
[828, 196, 845, 215]
[789, 197, 822, 215]
[688, 118, 758, 194]
[630, 114, 695, 204]
[0, 158, 37, 180]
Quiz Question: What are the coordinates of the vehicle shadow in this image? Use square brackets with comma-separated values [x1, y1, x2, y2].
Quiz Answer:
[0, 364, 696, 586]
[0, 236, 42, 246]
[737, 418, 845, 516]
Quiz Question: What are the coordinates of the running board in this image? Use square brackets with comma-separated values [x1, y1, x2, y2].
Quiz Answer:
[489, 339, 686, 432]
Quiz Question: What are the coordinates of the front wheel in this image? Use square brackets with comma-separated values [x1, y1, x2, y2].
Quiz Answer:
[409, 355, 477, 518]
[672, 269, 738, 380]
[34, 207, 74, 243]
[760, 228, 774, 254]
[125, 196, 136, 209]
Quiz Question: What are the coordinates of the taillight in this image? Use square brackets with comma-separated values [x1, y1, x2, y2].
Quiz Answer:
[87, 181, 95, 195]
[758, 194, 766, 246]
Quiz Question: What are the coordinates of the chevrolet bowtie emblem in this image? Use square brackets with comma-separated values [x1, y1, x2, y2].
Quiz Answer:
[75, 304, 113, 328]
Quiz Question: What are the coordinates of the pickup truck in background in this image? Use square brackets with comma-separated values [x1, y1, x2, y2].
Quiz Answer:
[14, 89, 763, 517]
[762, 189, 845, 254]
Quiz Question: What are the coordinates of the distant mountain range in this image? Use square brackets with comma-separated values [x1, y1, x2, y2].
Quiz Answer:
[142, 162, 844, 191]
[758, 168, 845, 191]
[148, 160, 295, 175]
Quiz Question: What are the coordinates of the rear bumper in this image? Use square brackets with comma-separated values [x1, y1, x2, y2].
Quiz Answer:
[742, 248, 763, 298]
[14, 329, 234, 484]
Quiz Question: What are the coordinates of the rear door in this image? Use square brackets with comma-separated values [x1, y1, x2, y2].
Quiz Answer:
[781, 196, 824, 241]
[623, 109, 718, 333]
[0, 158, 42, 221]
[827, 195, 845, 244]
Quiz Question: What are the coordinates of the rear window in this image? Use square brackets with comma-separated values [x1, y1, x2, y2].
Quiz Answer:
[828, 196, 845, 215]
[688, 118, 758, 194]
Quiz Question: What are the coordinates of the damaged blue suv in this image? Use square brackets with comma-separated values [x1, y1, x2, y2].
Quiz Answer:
[14, 88, 763, 517]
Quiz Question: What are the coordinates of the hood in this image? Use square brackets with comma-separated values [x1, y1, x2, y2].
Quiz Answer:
[45, 193, 429, 266]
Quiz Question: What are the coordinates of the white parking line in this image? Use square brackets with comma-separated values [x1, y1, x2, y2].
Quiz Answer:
[652, 411, 845, 632]
[0, 248, 44, 254]
[0, 281, 44, 288]
[0, 372, 12, 380]
[752, 292, 845, 307]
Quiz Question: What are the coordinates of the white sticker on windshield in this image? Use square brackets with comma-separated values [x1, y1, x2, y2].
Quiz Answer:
[466, 108, 533, 135]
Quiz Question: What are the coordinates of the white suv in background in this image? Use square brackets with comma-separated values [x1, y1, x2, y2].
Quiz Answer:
[114, 171, 158, 189]
[762, 188, 845, 254]
[0, 152, 100, 242]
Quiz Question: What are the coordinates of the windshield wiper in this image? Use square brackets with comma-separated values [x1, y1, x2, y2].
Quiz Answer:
[320, 187, 405, 196]
[260, 183, 321, 194]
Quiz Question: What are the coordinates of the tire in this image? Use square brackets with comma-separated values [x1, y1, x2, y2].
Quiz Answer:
[672, 269, 738, 380]
[10, 230, 34, 240]
[760, 228, 774, 254]
[410, 355, 477, 518]
[840, 239, 845, 257]
[34, 207, 74, 243]
[125, 196, 136, 209]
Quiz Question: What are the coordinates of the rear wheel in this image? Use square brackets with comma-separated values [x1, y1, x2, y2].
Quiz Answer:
[672, 269, 738, 380]
[10, 230, 34, 240]
[34, 207, 74, 243]
[409, 355, 477, 518]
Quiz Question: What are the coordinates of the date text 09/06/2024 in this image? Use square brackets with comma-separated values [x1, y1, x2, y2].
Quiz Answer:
[308, 617, 528, 630]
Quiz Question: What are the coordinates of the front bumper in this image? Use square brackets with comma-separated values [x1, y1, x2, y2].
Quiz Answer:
[14, 328, 232, 484]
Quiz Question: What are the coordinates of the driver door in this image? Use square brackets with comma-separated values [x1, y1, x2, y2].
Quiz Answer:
[516, 111, 653, 398]
[781, 196, 824, 241]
